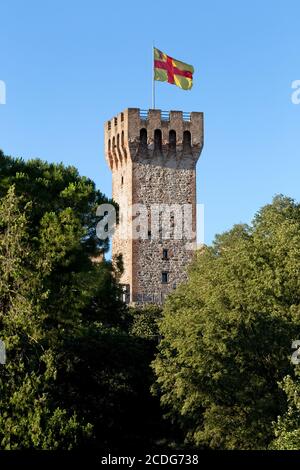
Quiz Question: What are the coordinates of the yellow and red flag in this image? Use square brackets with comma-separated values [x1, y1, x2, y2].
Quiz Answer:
[154, 47, 194, 90]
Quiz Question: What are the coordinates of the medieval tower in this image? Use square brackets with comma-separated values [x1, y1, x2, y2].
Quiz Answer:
[104, 108, 203, 304]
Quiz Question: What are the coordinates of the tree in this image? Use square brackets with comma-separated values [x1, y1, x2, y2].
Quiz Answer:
[153, 196, 300, 449]
[129, 305, 162, 339]
[0, 149, 111, 255]
[0, 152, 124, 448]
[0, 152, 167, 450]
[271, 372, 300, 450]
[0, 187, 92, 449]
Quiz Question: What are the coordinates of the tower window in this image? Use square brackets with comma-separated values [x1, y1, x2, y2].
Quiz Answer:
[169, 130, 176, 153]
[114, 117, 118, 126]
[162, 272, 169, 284]
[139, 128, 148, 154]
[121, 176, 124, 185]
[121, 112, 124, 122]
[183, 130, 192, 155]
[107, 121, 111, 130]
[162, 249, 169, 260]
[154, 129, 162, 152]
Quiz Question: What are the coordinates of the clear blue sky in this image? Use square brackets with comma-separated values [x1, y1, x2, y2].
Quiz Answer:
[0, 0, 299, 244]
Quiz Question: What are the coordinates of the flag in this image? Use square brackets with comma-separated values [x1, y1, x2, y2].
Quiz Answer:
[154, 47, 194, 90]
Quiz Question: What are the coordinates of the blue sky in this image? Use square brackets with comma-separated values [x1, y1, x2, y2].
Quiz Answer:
[0, 0, 299, 244]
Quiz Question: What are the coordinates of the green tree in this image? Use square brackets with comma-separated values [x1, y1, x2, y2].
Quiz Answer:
[0, 187, 92, 449]
[271, 373, 300, 449]
[153, 196, 300, 449]
[0, 152, 167, 450]
[0, 149, 111, 255]
[129, 305, 162, 339]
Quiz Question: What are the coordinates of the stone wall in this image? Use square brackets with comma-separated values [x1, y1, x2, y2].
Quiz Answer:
[132, 163, 196, 301]
[104, 108, 204, 304]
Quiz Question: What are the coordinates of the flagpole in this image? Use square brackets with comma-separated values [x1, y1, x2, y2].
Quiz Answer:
[152, 43, 155, 109]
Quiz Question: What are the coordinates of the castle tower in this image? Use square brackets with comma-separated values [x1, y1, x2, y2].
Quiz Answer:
[104, 108, 204, 304]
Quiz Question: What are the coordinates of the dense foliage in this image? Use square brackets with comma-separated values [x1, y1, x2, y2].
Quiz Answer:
[271, 373, 300, 449]
[153, 196, 300, 449]
[2, 149, 300, 450]
[0, 151, 165, 450]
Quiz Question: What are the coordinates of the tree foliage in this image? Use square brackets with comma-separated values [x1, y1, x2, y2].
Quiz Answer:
[0, 152, 164, 450]
[271, 372, 300, 449]
[0, 149, 111, 255]
[153, 196, 300, 449]
[3, 149, 300, 450]
[0, 186, 92, 449]
[129, 305, 162, 339]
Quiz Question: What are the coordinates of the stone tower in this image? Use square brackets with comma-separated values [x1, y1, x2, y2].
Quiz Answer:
[104, 108, 204, 304]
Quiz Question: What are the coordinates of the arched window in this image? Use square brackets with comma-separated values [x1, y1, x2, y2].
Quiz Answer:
[139, 128, 148, 153]
[183, 130, 192, 155]
[154, 129, 162, 153]
[169, 130, 176, 153]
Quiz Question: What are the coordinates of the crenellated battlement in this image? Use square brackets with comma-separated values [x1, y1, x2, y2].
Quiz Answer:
[104, 108, 204, 170]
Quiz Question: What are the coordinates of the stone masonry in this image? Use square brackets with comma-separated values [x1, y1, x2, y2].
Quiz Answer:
[104, 108, 204, 304]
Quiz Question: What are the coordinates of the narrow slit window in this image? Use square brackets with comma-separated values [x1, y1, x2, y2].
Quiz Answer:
[139, 128, 148, 153]
[183, 130, 192, 154]
[154, 129, 162, 152]
[169, 130, 176, 153]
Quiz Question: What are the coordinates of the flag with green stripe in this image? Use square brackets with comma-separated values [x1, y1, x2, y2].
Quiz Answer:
[154, 47, 194, 90]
